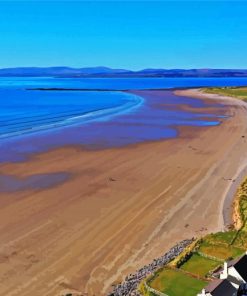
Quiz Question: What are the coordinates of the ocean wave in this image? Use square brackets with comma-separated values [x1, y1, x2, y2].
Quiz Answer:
[0, 93, 144, 140]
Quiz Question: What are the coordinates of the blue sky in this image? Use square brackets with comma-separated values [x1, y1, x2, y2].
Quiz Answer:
[0, 1, 246, 70]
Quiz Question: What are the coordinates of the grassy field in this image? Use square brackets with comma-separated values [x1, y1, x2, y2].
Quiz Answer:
[198, 232, 244, 260]
[234, 231, 247, 249]
[150, 268, 207, 296]
[204, 231, 237, 245]
[180, 253, 220, 277]
[204, 87, 247, 101]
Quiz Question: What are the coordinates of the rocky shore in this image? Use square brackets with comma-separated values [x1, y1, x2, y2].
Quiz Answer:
[108, 238, 194, 296]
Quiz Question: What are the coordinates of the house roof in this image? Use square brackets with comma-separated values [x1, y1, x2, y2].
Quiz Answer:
[205, 279, 236, 296]
[228, 254, 247, 282]
[238, 283, 247, 295]
[227, 274, 243, 287]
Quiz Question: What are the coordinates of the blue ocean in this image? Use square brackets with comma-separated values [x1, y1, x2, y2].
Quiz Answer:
[0, 76, 246, 162]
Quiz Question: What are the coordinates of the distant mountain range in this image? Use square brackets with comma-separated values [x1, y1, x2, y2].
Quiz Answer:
[0, 66, 247, 77]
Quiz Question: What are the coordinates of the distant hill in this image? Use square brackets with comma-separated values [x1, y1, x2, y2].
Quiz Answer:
[0, 66, 131, 77]
[0, 66, 247, 77]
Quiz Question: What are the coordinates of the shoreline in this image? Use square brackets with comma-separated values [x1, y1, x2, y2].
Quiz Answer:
[176, 88, 247, 230]
[0, 91, 144, 142]
[0, 89, 247, 295]
[0, 89, 223, 164]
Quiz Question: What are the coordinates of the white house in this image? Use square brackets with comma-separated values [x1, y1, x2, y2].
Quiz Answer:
[197, 252, 247, 296]
[197, 278, 237, 296]
[220, 252, 247, 289]
[197, 279, 237, 296]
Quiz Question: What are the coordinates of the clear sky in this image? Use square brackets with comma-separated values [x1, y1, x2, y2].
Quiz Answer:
[0, 1, 246, 70]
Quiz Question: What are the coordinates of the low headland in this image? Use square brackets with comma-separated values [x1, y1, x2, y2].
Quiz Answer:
[204, 86, 247, 102]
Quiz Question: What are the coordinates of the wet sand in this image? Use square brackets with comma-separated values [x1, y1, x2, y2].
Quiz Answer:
[0, 89, 247, 296]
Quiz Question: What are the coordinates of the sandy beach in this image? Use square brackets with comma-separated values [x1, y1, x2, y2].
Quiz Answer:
[0, 89, 247, 296]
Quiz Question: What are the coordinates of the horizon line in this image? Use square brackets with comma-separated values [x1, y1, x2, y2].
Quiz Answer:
[1, 66, 247, 71]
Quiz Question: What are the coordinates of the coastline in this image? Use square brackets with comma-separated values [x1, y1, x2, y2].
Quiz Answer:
[176, 88, 247, 229]
[0, 89, 223, 163]
[0, 89, 246, 295]
[0, 90, 144, 141]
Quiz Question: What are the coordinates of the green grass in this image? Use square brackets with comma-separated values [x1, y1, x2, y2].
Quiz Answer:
[138, 281, 156, 296]
[180, 253, 220, 277]
[197, 232, 244, 260]
[150, 268, 207, 296]
[203, 231, 237, 245]
[233, 231, 247, 249]
[204, 87, 247, 101]
[198, 241, 244, 260]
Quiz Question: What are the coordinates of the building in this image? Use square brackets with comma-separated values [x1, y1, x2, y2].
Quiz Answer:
[198, 279, 237, 296]
[220, 253, 247, 288]
[198, 252, 247, 296]
[237, 283, 247, 296]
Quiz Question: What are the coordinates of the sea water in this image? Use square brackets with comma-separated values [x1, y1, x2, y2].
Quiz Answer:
[0, 76, 246, 162]
[0, 88, 142, 139]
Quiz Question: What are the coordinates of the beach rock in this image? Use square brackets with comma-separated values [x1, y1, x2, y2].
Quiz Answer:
[108, 238, 194, 296]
